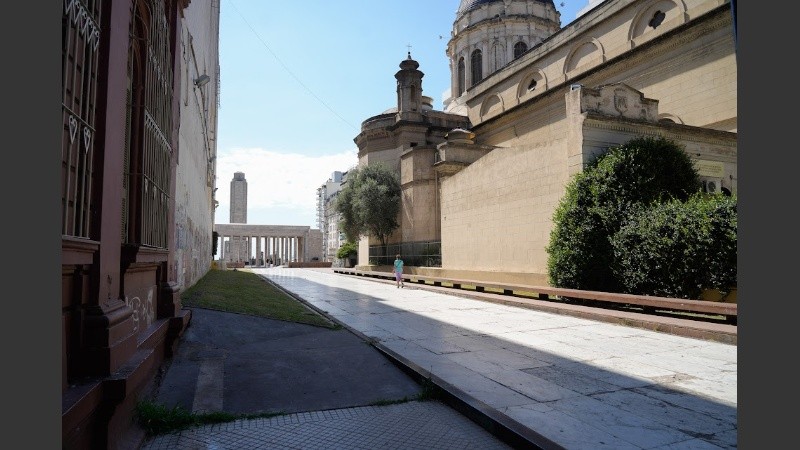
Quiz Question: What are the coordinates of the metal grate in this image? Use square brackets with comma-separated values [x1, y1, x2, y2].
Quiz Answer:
[61, 0, 101, 238]
[125, 0, 174, 248]
[369, 241, 442, 267]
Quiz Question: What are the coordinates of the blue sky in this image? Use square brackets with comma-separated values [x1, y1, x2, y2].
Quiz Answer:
[214, 0, 594, 228]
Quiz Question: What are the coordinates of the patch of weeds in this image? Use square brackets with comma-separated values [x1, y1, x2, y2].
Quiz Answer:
[416, 377, 445, 401]
[365, 377, 445, 408]
[135, 402, 200, 436]
[369, 397, 413, 407]
[135, 400, 285, 436]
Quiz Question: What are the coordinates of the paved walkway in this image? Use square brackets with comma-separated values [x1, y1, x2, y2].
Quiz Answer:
[142, 401, 512, 450]
[144, 267, 737, 449]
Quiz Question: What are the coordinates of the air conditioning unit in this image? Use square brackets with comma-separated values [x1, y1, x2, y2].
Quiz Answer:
[703, 179, 722, 194]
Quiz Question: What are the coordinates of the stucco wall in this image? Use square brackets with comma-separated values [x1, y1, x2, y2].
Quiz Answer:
[175, 0, 220, 290]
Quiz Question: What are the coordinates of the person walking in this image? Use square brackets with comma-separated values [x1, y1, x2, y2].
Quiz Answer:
[393, 254, 405, 288]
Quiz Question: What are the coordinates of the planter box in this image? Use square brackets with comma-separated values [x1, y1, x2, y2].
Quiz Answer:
[700, 288, 737, 303]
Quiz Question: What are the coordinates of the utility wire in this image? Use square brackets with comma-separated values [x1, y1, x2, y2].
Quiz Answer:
[225, 0, 358, 131]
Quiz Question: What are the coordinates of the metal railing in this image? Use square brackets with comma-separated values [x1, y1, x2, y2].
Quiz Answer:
[368, 241, 441, 267]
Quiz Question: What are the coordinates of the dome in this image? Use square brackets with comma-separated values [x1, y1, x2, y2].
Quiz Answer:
[457, 0, 500, 15]
[457, 0, 555, 17]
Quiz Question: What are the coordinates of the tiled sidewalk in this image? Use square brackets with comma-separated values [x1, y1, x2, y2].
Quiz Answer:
[141, 401, 512, 450]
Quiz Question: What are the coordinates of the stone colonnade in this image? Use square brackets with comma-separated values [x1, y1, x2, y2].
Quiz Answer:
[214, 224, 315, 267]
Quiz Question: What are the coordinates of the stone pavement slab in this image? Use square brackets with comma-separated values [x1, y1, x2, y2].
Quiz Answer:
[257, 267, 737, 450]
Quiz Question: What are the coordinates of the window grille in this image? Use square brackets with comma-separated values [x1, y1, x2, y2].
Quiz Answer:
[125, 0, 174, 248]
[61, 0, 101, 238]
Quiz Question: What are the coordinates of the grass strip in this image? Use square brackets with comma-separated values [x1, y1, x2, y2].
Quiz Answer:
[181, 268, 335, 328]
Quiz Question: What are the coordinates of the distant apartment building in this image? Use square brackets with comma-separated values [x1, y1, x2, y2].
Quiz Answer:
[316, 171, 347, 262]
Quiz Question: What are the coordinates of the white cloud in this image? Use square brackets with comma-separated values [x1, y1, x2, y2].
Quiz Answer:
[214, 147, 358, 227]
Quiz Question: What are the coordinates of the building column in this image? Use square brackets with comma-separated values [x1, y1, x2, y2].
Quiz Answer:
[270, 236, 275, 265]
[299, 235, 305, 262]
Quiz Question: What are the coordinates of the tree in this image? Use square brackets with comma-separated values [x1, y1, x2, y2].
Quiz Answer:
[335, 163, 401, 254]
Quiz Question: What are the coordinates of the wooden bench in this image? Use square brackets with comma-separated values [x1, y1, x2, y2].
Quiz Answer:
[332, 268, 737, 320]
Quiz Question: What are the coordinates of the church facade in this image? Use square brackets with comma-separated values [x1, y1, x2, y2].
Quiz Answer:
[354, 0, 737, 285]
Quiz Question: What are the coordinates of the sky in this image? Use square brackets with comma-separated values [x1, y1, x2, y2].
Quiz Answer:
[214, 0, 594, 229]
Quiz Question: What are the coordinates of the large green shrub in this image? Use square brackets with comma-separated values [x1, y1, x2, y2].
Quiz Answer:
[546, 136, 701, 292]
[336, 241, 358, 259]
[611, 193, 737, 299]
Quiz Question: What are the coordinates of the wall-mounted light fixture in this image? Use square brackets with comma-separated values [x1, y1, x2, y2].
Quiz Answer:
[194, 74, 211, 87]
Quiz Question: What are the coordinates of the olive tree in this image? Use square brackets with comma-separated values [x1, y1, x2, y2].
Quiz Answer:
[335, 163, 401, 255]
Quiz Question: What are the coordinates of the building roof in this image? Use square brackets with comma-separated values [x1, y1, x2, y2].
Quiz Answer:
[456, 0, 555, 16]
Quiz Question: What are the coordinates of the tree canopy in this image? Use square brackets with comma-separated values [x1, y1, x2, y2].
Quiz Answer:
[335, 163, 401, 250]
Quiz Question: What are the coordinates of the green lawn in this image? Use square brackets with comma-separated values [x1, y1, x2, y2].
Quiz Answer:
[180, 268, 336, 328]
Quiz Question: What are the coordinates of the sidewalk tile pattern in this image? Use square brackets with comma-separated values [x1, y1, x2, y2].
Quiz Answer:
[141, 401, 512, 450]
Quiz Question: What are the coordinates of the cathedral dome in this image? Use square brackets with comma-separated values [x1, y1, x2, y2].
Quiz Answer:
[457, 0, 500, 15]
[457, 0, 555, 17]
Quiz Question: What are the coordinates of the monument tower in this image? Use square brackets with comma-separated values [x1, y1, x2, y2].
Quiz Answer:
[227, 172, 248, 262]
[230, 171, 247, 223]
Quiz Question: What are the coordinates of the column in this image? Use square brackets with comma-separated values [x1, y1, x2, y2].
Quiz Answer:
[256, 236, 261, 266]
[299, 235, 305, 262]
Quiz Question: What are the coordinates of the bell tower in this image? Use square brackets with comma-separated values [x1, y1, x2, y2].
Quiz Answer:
[395, 51, 424, 117]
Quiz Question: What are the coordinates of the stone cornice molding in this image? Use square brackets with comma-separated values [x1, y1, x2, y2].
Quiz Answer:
[583, 114, 737, 150]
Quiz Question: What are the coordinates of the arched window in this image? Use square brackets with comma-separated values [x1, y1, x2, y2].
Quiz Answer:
[471, 49, 482, 86]
[457, 57, 465, 95]
[513, 41, 528, 59]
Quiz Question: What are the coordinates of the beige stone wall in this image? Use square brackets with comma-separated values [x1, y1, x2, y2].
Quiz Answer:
[436, 0, 735, 284]
[440, 109, 570, 275]
[307, 229, 324, 261]
[441, 87, 736, 283]
[401, 146, 440, 243]
[465, 0, 735, 132]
